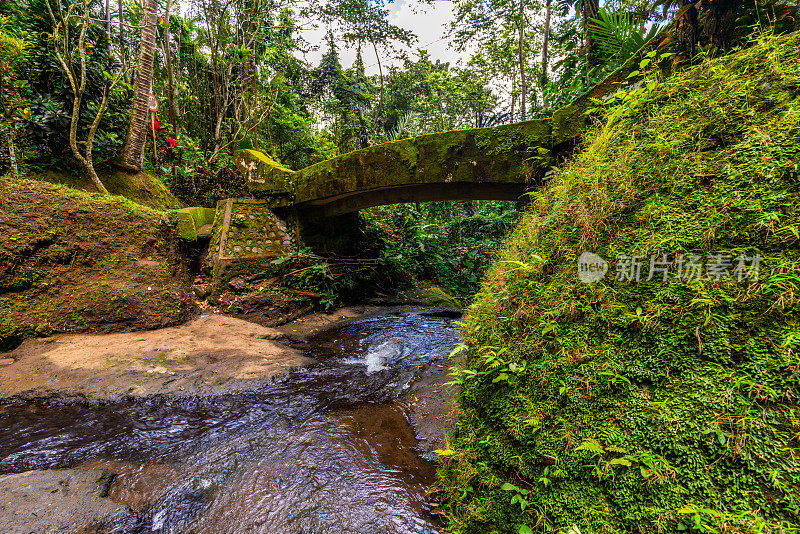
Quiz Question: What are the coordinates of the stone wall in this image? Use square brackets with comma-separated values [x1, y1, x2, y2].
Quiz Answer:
[207, 199, 293, 292]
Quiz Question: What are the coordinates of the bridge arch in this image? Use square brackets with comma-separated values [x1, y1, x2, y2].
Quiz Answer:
[236, 119, 555, 216]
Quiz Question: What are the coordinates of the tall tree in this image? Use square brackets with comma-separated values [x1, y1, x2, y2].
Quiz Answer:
[540, 0, 551, 109]
[162, 0, 179, 131]
[46, 0, 123, 193]
[516, 0, 526, 119]
[448, 0, 539, 121]
[581, 0, 601, 73]
[118, 0, 158, 171]
[324, 0, 415, 131]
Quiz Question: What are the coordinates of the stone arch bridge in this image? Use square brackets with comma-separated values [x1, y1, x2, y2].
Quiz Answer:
[172, 36, 663, 290]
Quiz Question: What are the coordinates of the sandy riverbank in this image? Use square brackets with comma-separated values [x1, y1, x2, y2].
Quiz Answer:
[0, 306, 386, 401]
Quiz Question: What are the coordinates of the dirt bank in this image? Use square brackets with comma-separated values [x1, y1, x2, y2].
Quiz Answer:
[0, 177, 194, 350]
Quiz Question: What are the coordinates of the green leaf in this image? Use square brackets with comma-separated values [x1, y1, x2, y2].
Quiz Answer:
[501, 482, 518, 491]
[575, 438, 605, 455]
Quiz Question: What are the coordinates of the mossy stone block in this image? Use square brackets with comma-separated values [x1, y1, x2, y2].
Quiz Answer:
[235, 149, 295, 203]
[175, 207, 218, 241]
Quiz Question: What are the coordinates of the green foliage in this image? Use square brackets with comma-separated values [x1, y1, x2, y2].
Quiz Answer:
[438, 34, 800, 533]
[589, 9, 663, 72]
[365, 201, 521, 300]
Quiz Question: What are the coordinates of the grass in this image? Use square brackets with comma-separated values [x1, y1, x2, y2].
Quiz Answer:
[438, 33, 800, 534]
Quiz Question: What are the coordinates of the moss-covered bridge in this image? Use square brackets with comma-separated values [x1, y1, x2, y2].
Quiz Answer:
[184, 36, 661, 290]
[234, 116, 569, 217]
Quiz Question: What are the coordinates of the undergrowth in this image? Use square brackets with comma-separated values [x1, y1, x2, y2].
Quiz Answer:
[438, 34, 800, 534]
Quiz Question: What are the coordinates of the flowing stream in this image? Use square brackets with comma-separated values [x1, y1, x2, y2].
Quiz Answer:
[0, 310, 458, 533]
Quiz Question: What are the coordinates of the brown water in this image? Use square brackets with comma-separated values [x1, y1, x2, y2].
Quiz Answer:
[0, 310, 458, 533]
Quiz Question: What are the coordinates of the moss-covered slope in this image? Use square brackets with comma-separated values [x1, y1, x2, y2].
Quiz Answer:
[440, 35, 800, 533]
[24, 168, 183, 210]
[0, 177, 193, 349]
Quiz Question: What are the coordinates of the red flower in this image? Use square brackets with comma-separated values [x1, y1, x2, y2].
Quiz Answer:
[166, 138, 180, 148]
[151, 119, 161, 131]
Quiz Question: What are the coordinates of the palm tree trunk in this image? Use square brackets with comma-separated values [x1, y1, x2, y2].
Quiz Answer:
[118, 0, 128, 84]
[163, 0, 178, 131]
[118, 0, 158, 171]
[581, 0, 601, 74]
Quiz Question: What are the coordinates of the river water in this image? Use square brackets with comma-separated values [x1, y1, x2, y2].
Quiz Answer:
[0, 310, 458, 533]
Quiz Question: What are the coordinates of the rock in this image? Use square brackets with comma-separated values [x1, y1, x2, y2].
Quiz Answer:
[196, 223, 213, 238]
[0, 469, 130, 534]
[193, 285, 210, 299]
[228, 277, 248, 291]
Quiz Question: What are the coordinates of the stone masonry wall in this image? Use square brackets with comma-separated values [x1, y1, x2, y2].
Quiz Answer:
[208, 199, 293, 292]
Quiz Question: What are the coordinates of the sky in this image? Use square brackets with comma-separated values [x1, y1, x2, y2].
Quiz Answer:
[294, 0, 472, 74]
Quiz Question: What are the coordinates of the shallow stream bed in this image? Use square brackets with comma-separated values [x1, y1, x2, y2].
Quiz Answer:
[0, 309, 458, 533]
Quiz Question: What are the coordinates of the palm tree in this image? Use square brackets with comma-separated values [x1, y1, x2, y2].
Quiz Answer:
[581, 0, 601, 72]
[118, 0, 158, 171]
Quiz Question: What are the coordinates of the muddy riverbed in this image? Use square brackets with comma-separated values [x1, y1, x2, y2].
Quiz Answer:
[0, 308, 461, 533]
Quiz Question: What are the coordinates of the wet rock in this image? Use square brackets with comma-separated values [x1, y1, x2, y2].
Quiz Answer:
[0, 468, 129, 534]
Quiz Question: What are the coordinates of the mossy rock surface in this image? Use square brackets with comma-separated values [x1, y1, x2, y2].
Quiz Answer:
[440, 35, 800, 533]
[293, 119, 552, 203]
[234, 149, 296, 204]
[24, 168, 182, 211]
[0, 177, 194, 348]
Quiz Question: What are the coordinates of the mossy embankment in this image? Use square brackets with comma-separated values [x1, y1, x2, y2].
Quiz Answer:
[440, 35, 800, 533]
[0, 176, 194, 349]
[24, 168, 183, 211]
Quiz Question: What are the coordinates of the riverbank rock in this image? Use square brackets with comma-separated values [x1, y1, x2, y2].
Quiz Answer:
[0, 468, 129, 534]
[440, 35, 800, 532]
[0, 314, 311, 400]
[0, 177, 194, 350]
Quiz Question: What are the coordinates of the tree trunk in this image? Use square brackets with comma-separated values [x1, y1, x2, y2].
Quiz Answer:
[517, 0, 526, 121]
[676, 0, 698, 59]
[510, 68, 516, 121]
[118, 0, 129, 85]
[796, 0, 799, 31]
[6, 131, 17, 178]
[200, 0, 222, 148]
[582, 0, 601, 74]
[118, 0, 158, 171]
[163, 0, 178, 131]
[105, 0, 111, 58]
[371, 39, 384, 131]
[540, 0, 551, 110]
